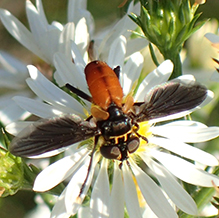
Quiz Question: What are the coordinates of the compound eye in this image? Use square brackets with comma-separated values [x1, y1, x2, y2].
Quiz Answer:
[100, 145, 121, 160]
[127, 137, 140, 154]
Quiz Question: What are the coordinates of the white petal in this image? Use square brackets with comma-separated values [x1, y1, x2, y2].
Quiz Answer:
[149, 136, 219, 166]
[143, 155, 197, 215]
[65, 153, 99, 215]
[26, 0, 61, 63]
[172, 74, 195, 84]
[51, 21, 63, 30]
[205, 33, 219, 44]
[41, 28, 61, 63]
[13, 96, 63, 118]
[135, 60, 173, 101]
[51, 188, 71, 218]
[0, 51, 28, 77]
[102, 2, 139, 44]
[26, 65, 84, 115]
[75, 17, 89, 56]
[142, 206, 158, 218]
[6, 121, 32, 136]
[150, 150, 219, 187]
[0, 9, 46, 61]
[29, 148, 67, 159]
[100, 17, 127, 51]
[107, 35, 127, 69]
[123, 162, 142, 218]
[33, 148, 89, 191]
[109, 162, 124, 218]
[90, 158, 110, 218]
[58, 23, 75, 59]
[78, 206, 91, 218]
[162, 120, 207, 128]
[26, 0, 47, 40]
[125, 2, 140, 37]
[36, 0, 48, 26]
[0, 69, 27, 89]
[0, 98, 30, 125]
[121, 52, 143, 96]
[126, 38, 148, 58]
[67, 0, 87, 23]
[152, 120, 219, 143]
[80, 9, 95, 37]
[71, 41, 86, 75]
[53, 52, 87, 91]
[148, 110, 197, 124]
[130, 159, 178, 218]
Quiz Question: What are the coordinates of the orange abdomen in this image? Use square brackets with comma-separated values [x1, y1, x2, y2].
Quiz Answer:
[85, 61, 123, 110]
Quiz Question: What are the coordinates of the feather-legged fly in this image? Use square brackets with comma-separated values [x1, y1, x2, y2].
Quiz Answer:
[9, 60, 208, 199]
[10, 61, 207, 161]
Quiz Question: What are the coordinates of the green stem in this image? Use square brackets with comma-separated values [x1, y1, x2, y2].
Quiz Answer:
[163, 51, 182, 80]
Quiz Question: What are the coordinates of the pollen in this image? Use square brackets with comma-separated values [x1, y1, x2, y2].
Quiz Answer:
[137, 121, 152, 152]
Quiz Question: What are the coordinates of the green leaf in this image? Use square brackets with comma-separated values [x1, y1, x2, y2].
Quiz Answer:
[174, 25, 187, 46]
[149, 43, 160, 67]
[140, 6, 151, 28]
[128, 13, 140, 26]
[187, 13, 202, 33]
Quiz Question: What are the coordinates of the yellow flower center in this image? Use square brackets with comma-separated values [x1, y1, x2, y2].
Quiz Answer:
[135, 121, 152, 153]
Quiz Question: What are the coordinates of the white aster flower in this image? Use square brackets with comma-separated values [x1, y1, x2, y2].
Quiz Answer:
[183, 20, 219, 85]
[0, 0, 145, 67]
[0, 51, 31, 126]
[6, 36, 219, 218]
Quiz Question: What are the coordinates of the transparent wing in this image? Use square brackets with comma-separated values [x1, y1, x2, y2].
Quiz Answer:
[10, 114, 99, 157]
[134, 81, 207, 122]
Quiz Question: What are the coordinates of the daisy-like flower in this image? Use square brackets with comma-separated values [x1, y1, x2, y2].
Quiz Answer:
[0, 0, 93, 64]
[182, 21, 219, 85]
[0, 0, 145, 66]
[6, 35, 219, 218]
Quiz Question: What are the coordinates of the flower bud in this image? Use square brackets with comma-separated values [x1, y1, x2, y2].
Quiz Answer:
[0, 148, 24, 197]
[130, 0, 206, 78]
